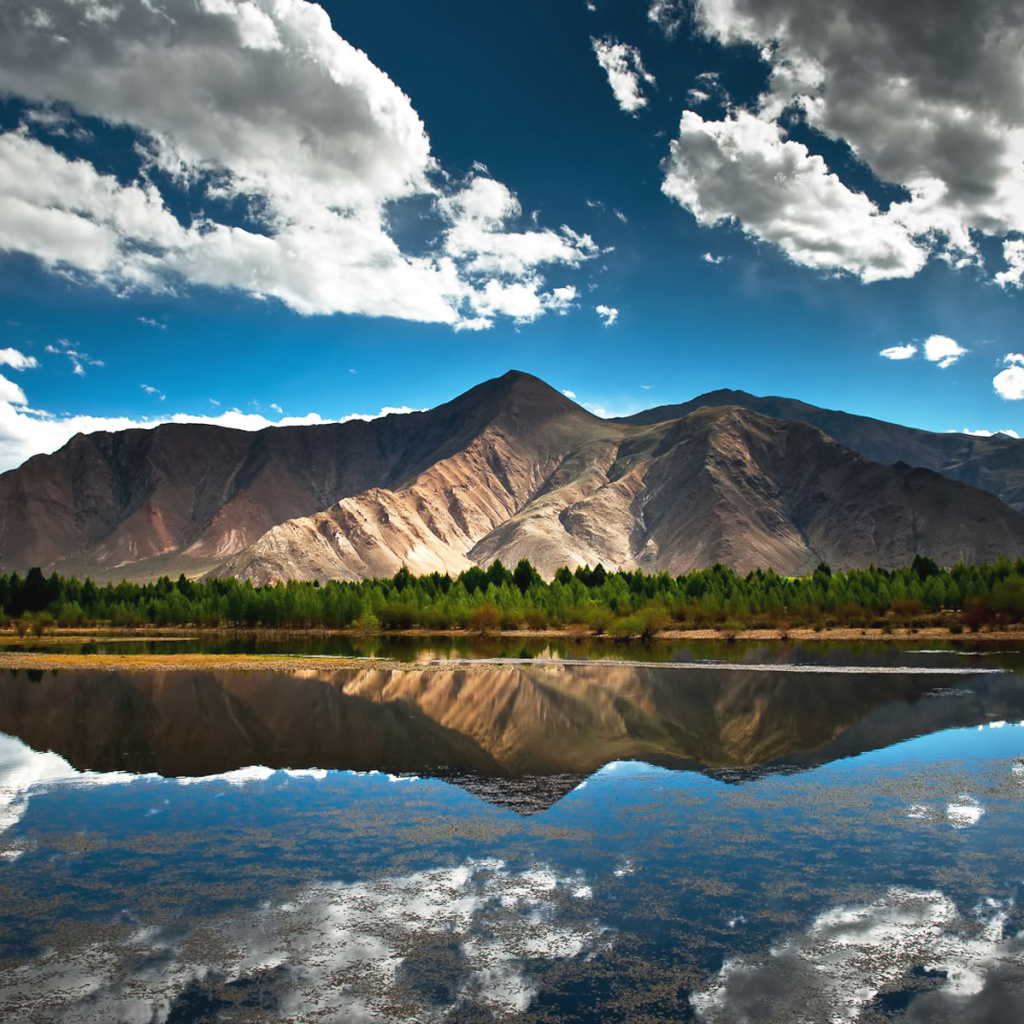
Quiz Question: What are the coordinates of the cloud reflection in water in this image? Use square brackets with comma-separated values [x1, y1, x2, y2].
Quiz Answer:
[1, 857, 604, 1022]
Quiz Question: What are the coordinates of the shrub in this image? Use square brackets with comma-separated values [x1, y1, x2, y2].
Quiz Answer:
[961, 597, 992, 632]
[469, 603, 502, 633]
[584, 606, 615, 635]
[500, 609, 525, 631]
[30, 611, 54, 637]
[523, 609, 549, 630]
[892, 597, 926, 623]
[607, 615, 641, 640]
[609, 606, 670, 641]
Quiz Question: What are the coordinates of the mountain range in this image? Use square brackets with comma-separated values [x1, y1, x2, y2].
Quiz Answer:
[1, 370, 1022, 582]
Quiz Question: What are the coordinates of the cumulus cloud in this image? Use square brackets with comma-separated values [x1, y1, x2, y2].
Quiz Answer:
[562, 389, 577, 399]
[881, 343, 918, 360]
[591, 38, 656, 114]
[994, 353, 1024, 400]
[702, 252, 724, 265]
[670, 0, 1024, 281]
[924, 334, 968, 368]
[996, 238, 1024, 289]
[662, 111, 927, 281]
[0, 375, 27, 407]
[692, 887, 1024, 1024]
[0, 0, 594, 328]
[140, 384, 165, 401]
[438, 176, 596, 326]
[595, 304, 618, 326]
[0, 348, 38, 371]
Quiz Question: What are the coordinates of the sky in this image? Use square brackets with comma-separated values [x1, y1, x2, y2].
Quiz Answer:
[1, 0, 1024, 472]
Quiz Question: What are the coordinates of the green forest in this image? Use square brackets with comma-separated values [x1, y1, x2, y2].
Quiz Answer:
[3, 555, 1024, 636]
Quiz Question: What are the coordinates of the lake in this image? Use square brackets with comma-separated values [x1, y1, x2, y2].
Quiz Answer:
[0, 642, 1022, 1021]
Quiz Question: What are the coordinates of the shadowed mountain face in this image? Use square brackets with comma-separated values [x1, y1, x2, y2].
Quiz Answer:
[0, 663, 1019, 812]
[618, 388, 1024, 512]
[2, 371, 1024, 580]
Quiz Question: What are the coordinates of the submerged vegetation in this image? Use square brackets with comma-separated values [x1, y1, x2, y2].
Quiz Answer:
[3, 555, 1024, 637]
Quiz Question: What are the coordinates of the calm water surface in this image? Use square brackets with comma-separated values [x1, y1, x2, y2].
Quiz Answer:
[0, 644, 1022, 1022]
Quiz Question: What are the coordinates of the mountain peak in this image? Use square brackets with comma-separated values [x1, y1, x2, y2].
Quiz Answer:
[445, 370, 593, 426]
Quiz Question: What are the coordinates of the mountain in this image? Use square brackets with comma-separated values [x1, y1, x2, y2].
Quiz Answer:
[617, 389, 1024, 512]
[216, 400, 1024, 581]
[0, 371, 593, 580]
[1, 371, 1024, 581]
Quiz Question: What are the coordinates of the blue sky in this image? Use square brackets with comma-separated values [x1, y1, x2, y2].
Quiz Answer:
[0, 0, 1023, 471]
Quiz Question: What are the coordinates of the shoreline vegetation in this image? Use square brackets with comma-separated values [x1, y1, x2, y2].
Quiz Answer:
[2, 555, 1024, 641]
[0, 623, 1023, 675]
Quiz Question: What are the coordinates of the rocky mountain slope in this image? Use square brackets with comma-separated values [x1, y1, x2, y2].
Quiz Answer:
[0, 372, 583, 579]
[618, 389, 1024, 512]
[1, 370, 1023, 580]
[218, 397, 1024, 581]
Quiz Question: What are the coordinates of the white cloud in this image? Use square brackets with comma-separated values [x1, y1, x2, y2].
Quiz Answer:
[923, 334, 967, 368]
[680, 0, 1024, 280]
[0, 348, 38, 371]
[648, 0, 687, 39]
[336, 405, 424, 424]
[595, 303, 618, 326]
[692, 887, 1022, 1024]
[591, 37, 656, 114]
[880, 343, 917, 360]
[137, 316, 165, 329]
[562, 389, 577, 399]
[996, 238, 1024, 289]
[0, 375, 28, 407]
[994, 353, 1024, 400]
[0, 369, 430, 472]
[702, 252, 724, 265]
[961, 427, 1020, 438]
[662, 111, 928, 281]
[44, 337, 103, 376]
[0, 0, 594, 328]
[439, 176, 597, 314]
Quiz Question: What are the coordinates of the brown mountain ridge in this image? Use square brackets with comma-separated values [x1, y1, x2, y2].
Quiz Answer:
[1, 370, 1022, 581]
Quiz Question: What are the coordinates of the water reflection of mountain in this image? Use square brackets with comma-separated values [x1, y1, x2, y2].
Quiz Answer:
[0, 664, 1020, 812]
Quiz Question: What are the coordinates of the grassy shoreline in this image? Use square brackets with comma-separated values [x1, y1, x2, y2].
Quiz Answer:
[0, 624, 1021, 673]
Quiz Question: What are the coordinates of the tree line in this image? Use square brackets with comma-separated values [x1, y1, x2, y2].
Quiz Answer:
[3, 555, 1024, 636]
